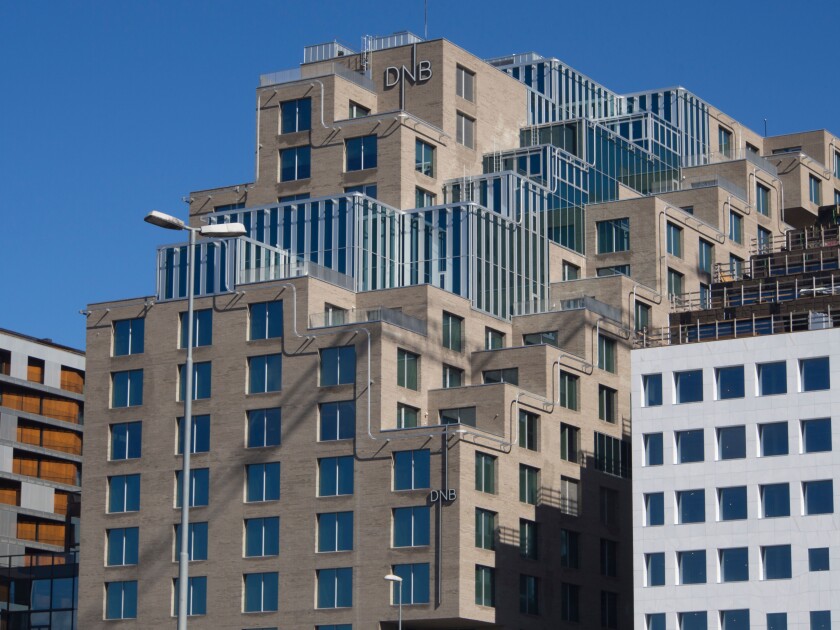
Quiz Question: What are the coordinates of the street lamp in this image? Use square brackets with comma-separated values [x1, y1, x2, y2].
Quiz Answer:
[384, 573, 403, 630]
[144, 210, 245, 630]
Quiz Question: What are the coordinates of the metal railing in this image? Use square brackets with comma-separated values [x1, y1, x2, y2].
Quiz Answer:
[714, 249, 840, 283]
[750, 225, 840, 256]
[309, 305, 427, 335]
[685, 175, 747, 201]
[683, 148, 778, 176]
[512, 296, 622, 322]
[259, 62, 375, 91]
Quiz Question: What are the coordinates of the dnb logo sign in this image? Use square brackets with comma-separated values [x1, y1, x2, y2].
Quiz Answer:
[383, 44, 432, 109]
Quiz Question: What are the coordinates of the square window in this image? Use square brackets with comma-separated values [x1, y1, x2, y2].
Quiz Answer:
[645, 492, 664, 526]
[647, 613, 666, 630]
[280, 145, 310, 181]
[475, 508, 497, 550]
[394, 449, 430, 490]
[679, 611, 707, 630]
[113, 318, 144, 356]
[249, 301, 283, 340]
[760, 422, 789, 456]
[176, 468, 209, 508]
[108, 474, 140, 513]
[415, 186, 436, 208]
[678, 550, 706, 584]
[717, 426, 745, 460]
[803, 480, 834, 515]
[800, 357, 830, 391]
[559, 371, 579, 410]
[247, 408, 281, 448]
[105, 581, 137, 619]
[245, 516, 280, 557]
[757, 361, 787, 395]
[397, 403, 420, 428]
[475, 452, 496, 493]
[320, 401, 355, 441]
[280, 97, 311, 133]
[175, 522, 209, 561]
[720, 609, 749, 630]
[802, 418, 831, 453]
[179, 362, 212, 401]
[391, 563, 429, 605]
[397, 349, 419, 390]
[177, 414, 210, 454]
[808, 547, 829, 571]
[393, 506, 430, 547]
[646, 552, 664, 586]
[762, 544, 792, 579]
[597, 218, 630, 253]
[485, 328, 505, 350]
[676, 429, 704, 463]
[441, 364, 464, 388]
[248, 354, 282, 394]
[811, 611, 831, 630]
[172, 577, 207, 617]
[767, 613, 787, 630]
[245, 463, 280, 502]
[319, 456, 354, 496]
[179, 309, 212, 348]
[719, 486, 748, 521]
[320, 346, 356, 386]
[111, 369, 143, 408]
[675, 370, 703, 403]
[716, 366, 744, 399]
[107, 527, 139, 566]
[761, 483, 790, 517]
[110, 422, 142, 460]
[720, 547, 748, 582]
[642, 374, 662, 407]
[244, 571, 279, 612]
[677, 489, 705, 524]
[317, 512, 352, 553]
[345, 135, 377, 171]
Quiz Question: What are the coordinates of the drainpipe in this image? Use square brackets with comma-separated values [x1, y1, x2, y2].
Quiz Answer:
[309, 80, 328, 129]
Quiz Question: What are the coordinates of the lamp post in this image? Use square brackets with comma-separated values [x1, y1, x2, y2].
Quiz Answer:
[384, 573, 403, 630]
[144, 210, 245, 629]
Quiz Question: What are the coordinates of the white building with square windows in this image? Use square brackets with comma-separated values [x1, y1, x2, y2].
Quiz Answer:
[631, 327, 839, 630]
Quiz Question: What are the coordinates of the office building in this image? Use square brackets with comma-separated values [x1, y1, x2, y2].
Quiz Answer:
[632, 219, 840, 630]
[80, 31, 840, 628]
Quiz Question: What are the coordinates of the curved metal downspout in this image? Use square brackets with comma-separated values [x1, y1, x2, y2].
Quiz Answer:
[309, 80, 328, 129]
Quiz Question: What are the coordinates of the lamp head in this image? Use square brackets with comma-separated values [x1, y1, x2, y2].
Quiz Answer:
[144, 210, 186, 231]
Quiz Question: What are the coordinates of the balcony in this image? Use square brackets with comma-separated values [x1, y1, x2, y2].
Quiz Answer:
[259, 62, 374, 92]
[309, 306, 427, 336]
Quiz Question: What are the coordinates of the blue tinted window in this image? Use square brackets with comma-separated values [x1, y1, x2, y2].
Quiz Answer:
[244, 571, 278, 612]
[678, 550, 706, 584]
[320, 346, 356, 386]
[760, 422, 788, 456]
[249, 354, 282, 393]
[676, 429, 704, 463]
[678, 489, 705, 523]
[804, 480, 834, 515]
[281, 98, 311, 133]
[645, 492, 664, 526]
[393, 506, 430, 547]
[717, 426, 745, 460]
[802, 418, 831, 453]
[177, 414, 210, 454]
[320, 401, 355, 441]
[107, 527, 139, 566]
[762, 483, 790, 517]
[245, 517, 280, 557]
[808, 547, 829, 571]
[719, 486, 747, 521]
[176, 468, 209, 508]
[393, 562, 430, 604]
[113, 318, 144, 356]
[105, 581, 137, 619]
[179, 362, 211, 401]
[720, 547, 748, 582]
[175, 521, 208, 561]
[767, 612, 787, 630]
[280, 146, 310, 181]
[108, 474, 140, 513]
[247, 408, 281, 448]
[646, 552, 664, 586]
[720, 609, 749, 630]
[246, 463, 280, 502]
[394, 449, 430, 490]
[180, 309, 212, 348]
[758, 361, 787, 395]
[173, 576, 206, 616]
[647, 613, 665, 630]
[318, 511, 353, 552]
[763, 544, 792, 579]
[716, 366, 744, 399]
[250, 300, 284, 340]
[346, 135, 377, 171]
[645, 433, 663, 466]
[675, 370, 703, 403]
[317, 567, 353, 608]
[680, 612, 707, 630]
[112, 369, 143, 407]
[319, 456, 354, 496]
[801, 357, 830, 391]
[643, 374, 662, 407]
[810, 611, 831, 630]
[111, 422, 142, 460]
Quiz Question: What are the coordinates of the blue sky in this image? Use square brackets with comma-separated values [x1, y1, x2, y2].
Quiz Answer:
[1, 0, 838, 349]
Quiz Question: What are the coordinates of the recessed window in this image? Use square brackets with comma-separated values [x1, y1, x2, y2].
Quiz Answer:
[759, 422, 788, 456]
[415, 187, 436, 208]
[808, 547, 829, 571]
[442, 311, 464, 351]
[475, 508, 496, 550]
[415, 139, 435, 177]
[802, 418, 831, 453]
[699, 239, 714, 274]
[179, 309, 212, 348]
[280, 98, 311, 133]
[720, 610, 749, 630]
[803, 480, 834, 515]
[393, 449, 430, 490]
[560, 423, 579, 463]
[520, 519, 538, 560]
[519, 464, 539, 505]
[441, 364, 464, 388]
[757, 361, 787, 395]
[393, 506, 430, 547]
[397, 349, 419, 390]
[111, 369, 143, 408]
[717, 426, 745, 460]
[320, 346, 356, 386]
[319, 456, 354, 496]
[601, 591, 618, 629]
[677, 489, 705, 523]
[317, 512, 352, 553]
[108, 474, 140, 513]
[245, 463, 280, 503]
[809, 174, 822, 204]
[523, 330, 559, 347]
[345, 135, 377, 171]
[178, 362, 211, 401]
[105, 581, 137, 619]
[800, 357, 830, 391]
[562, 262, 581, 280]
[678, 550, 706, 584]
[679, 612, 707, 630]
[485, 327, 505, 349]
[518, 411, 538, 451]
[766, 612, 787, 630]
[475, 452, 496, 494]
[560, 529, 579, 568]
[247, 408, 281, 448]
[248, 354, 282, 394]
[719, 547, 748, 582]
[249, 301, 283, 340]
[645, 433, 663, 466]
[319, 401, 355, 441]
[559, 371, 579, 410]
[596, 218, 630, 253]
[716, 366, 744, 399]
[175, 468, 209, 508]
[676, 429, 704, 463]
[729, 211, 743, 244]
[560, 476, 580, 516]
[718, 127, 733, 157]
[456, 112, 475, 149]
[811, 611, 831, 630]
[718, 486, 747, 521]
[391, 563, 429, 605]
[107, 527, 139, 566]
[761, 483, 790, 518]
[456, 65, 475, 101]
[762, 544, 792, 579]
[348, 101, 370, 118]
[245, 516, 280, 557]
[244, 571, 279, 612]
[667, 268, 684, 297]
[675, 370, 703, 403]
[177, 414, 210, 454]
[635, 301, 651, 331]
[279, 145, 310, 181]
[642, 374, 662, 407]
[475, 565, 495, 607]
[110, 422, 142, 460]
[598, 335, 616, 373]
[645, 492, 664, 526]
[484, 367, 519, 385]
[757, 182, 771, 216]
[519, 574, 539, 615]
[344, 184, 376, 198]
[647, 613, 666, 630]
[598, 385, 617, 423]
[667, 222, 683, 257]
[113, 318, 144, 356]
[440, 406, 476, 426]
[396, 403, 419, 429]
[174, 521, 209, 562]
[645, 552, 665, 586]
[758, 226, 772, 253]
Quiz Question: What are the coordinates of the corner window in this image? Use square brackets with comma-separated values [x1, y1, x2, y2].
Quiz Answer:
[319, 401, 355, 441]
[761, 483, 790, 518]
[320, 346, 356, 386]
[397, 349, 419, 390]
[178, 362, 211, 401]
[279, 145, 310, 181]
[675, 369, 703, 403]
[677, 489, 705, 523]
[762, 544, 792, 579]
[759, 422, 788, 456]
[802, 418, 831, 453]
[113, 318, 144, 356]
[179, 309, 212, 348]
[718, 486, 747, 521]
[757, 361, 787, 395]
[716, 366, 744, 399]
[717, 426, 745, 460]
[676, 429, 704, 463]
[456, 65, 475, 101]
[415, 139, 435, 177]
[111, 369, 143, 408]
[318, 456, 354, 496]
[803, 480, 834, 515]
[646, 552, 665, 586]
[249, 301, 283, 340]
[642, 373, 662, 406]
[678, 550, 706, 584]
[110, 422, 142, 460]
[346, 135, 377, 171]
[800, 356, 830, 392]
[280, 98, 311, 133]
[393, 449, 430, 490]
[596, 218, 630, 253]
[248, 354, 282, 394]
[442, 311, 464, 351]
[667, 222, 683, 257]
[456, 112, 475, 149]
[720, 547, 748, 582]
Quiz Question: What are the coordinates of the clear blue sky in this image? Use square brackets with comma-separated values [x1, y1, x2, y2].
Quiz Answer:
[2, 0, 838, 350]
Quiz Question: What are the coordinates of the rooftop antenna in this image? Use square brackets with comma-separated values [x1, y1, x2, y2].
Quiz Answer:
[424, 0, 428, 39]
[764, 118, 768, 137]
